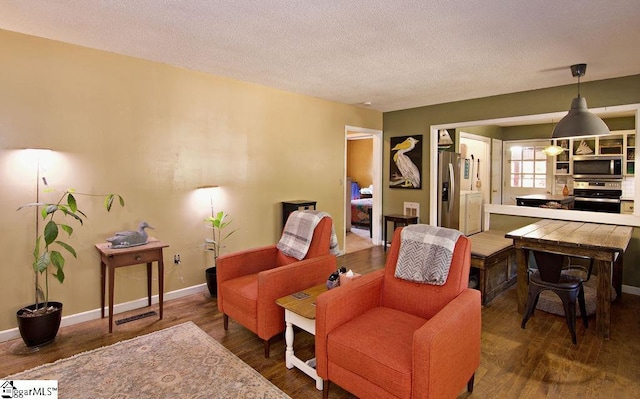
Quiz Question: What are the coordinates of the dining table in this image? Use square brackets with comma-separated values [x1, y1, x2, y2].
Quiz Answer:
[505, 219, 633, 339]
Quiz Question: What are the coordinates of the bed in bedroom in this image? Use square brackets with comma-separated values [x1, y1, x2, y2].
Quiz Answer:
[349, 181, 373, 237]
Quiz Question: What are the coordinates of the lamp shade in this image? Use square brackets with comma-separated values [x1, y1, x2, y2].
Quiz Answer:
[542, 145, 564, 157]
[552, 96, 610, 138]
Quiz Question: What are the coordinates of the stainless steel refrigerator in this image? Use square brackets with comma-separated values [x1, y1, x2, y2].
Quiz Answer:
[437, 152, 461, 230]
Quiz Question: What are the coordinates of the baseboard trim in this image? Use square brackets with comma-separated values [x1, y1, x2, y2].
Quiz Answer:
[0, 284, 208, 343]
[622, 284, 640, 296]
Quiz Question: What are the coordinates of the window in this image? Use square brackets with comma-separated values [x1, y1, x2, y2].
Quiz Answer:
[510, 145, 547, 188]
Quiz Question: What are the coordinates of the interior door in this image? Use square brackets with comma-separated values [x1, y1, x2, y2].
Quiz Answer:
[502, 140, 553, 205]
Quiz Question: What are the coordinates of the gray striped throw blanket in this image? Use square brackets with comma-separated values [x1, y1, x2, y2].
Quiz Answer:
[277, 210, 339, 260]
[394, 224, 463, 285]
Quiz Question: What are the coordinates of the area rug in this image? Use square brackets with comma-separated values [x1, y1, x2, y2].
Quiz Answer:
[6, 322, 290, 399]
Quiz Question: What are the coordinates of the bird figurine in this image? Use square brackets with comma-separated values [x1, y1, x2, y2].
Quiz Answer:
[391, 137, 421, 188]
[106, 221, 154, 248]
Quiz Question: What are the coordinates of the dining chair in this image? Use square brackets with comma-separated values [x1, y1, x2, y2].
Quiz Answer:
[521, 250, 590, 344]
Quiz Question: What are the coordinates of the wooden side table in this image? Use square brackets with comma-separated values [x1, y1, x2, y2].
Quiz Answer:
[276, 283, 327, 390]
[383, 214, 418, 251]
[95, 237, 169, 333]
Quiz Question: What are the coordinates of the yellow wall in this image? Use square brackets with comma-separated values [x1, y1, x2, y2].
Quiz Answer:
[346, 139, 373, 189]
[0, 30, 382, 332]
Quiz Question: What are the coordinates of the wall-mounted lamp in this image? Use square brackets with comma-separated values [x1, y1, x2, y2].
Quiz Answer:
[196, 185, 220, 217]
[551, 64, 610, 139]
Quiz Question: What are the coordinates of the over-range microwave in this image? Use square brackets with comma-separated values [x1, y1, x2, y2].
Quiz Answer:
[572, 155, 623, 179]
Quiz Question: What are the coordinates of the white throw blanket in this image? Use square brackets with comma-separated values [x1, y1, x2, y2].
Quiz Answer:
[277, 210, 339, 260]
[394, 224, 463, 285]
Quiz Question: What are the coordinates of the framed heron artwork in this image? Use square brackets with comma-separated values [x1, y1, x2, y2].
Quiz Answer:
[389, 135, 422, 189]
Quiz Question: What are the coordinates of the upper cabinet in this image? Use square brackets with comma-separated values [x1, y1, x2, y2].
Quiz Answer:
[552, 130, 635, 176]
[625, 132, 635, 175]
[553, 139, 570, 175]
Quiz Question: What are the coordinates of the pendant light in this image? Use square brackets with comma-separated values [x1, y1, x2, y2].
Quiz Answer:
[551, 63, 610, 139]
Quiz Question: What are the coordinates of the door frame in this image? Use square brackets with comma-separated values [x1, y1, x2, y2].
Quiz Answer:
[345, 125, 383, 247]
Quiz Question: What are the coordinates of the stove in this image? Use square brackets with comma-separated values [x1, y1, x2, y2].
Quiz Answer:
[572, 180, 622, 213]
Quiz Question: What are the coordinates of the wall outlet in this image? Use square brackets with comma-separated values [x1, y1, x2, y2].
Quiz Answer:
[404, 202, 420, 220]
[173, 254, 181, 265]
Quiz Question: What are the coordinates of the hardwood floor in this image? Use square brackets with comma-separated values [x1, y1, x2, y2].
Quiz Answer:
[2, 245, 640, 398]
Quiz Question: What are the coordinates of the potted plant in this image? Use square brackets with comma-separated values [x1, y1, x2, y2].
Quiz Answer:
[17, 189, 124, 347]
[204, 211, 236, 297]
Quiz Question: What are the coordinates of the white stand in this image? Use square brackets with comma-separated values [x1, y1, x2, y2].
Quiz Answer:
[284, 309, 323, 390]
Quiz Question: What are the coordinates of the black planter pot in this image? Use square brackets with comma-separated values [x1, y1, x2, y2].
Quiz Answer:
[16, 302, 63, 347]
[205, 267, 217, 298]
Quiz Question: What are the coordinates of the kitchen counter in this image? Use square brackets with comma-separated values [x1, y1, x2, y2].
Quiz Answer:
[515, 194, 575, 209]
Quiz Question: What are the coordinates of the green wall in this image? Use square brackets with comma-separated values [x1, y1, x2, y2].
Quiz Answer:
[383, 74, 640, 217]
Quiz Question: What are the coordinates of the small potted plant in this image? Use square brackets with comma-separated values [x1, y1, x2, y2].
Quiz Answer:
[17, 188, 124, 347]
[204, 211, 236, 297]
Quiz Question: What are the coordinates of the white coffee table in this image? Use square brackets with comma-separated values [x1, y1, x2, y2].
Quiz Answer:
[276, 283, 327, 390]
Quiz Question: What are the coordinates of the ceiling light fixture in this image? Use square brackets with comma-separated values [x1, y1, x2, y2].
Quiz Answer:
[551, 63, 610, 139]
[542, 120, 565, 157]
[542, 143, 564, 157]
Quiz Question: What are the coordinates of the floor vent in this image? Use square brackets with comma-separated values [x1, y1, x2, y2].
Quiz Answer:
[115, 311, 157, 325]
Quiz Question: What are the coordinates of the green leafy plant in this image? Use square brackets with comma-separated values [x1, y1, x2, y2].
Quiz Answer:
[18, 189, 125, 315]
[204, 211, 236, 265]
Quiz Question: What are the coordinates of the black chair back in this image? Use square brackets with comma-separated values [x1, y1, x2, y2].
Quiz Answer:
[532, 251, 564, 283]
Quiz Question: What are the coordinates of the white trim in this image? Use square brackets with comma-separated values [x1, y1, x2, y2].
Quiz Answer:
[483, 203, 640, 228]
[345, 125, 383, 246]
[623, 285, 640, 296]
[0, 284, 208, 343]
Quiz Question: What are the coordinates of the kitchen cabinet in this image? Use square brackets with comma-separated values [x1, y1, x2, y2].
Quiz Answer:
[621, 200, 634, 215]
[625, 133, 635, 176]
[552, 130, 635, 176]
[460, 191, 482, 235]
[552, 139, 570, 175]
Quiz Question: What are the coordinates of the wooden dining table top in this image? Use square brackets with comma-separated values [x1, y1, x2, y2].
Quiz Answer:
[505, 219, 632, 253]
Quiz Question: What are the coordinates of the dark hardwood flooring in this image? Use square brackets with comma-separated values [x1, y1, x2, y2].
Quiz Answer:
[2, 245, 640, 398]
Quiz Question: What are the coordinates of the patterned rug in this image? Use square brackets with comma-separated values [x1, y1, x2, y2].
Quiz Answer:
[6, 322, 290, 399]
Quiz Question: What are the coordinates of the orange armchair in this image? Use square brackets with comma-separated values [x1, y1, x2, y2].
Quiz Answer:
[316, 227, 481, 398]
[217, 216, 337, 357]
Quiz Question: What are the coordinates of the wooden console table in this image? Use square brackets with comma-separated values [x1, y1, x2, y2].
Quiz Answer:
[383, 214, 418, 251]
[95, 238, 169, 333]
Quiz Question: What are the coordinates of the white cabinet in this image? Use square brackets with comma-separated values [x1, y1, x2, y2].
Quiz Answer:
[460, 191, 482, 235]
[621, 200, 635, 215]
[552, 130, 635, 176]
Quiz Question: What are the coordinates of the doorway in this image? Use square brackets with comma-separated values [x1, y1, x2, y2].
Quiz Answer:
[345, 126, 382, 253]
[459, 132, 491, 231]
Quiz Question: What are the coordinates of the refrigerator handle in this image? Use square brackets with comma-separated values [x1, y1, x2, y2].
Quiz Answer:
[448, 163, 455, 214]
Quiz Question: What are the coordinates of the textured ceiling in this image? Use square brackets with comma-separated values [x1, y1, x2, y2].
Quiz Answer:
[1, 0, 639, 112]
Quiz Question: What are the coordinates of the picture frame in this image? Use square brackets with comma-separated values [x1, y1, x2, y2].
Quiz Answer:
[389, 135, 422, 189]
